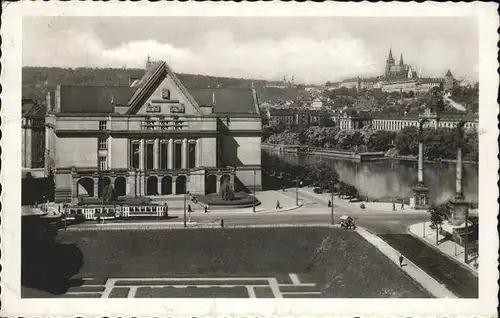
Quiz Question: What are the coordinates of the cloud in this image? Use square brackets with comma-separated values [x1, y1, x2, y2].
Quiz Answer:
[22, 18, 478, 84]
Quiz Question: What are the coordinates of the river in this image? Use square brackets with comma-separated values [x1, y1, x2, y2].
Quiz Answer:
[264, 150, 478, 205]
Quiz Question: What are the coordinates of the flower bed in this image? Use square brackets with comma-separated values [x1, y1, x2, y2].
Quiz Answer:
[197, 192, 260, 209]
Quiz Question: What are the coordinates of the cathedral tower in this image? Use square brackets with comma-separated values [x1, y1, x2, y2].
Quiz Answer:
[385, 48, 395, 78]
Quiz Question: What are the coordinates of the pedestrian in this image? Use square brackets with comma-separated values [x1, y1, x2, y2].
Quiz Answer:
[328, 200, 332, 207]
[220, 218, 224, 228]
[401, 202, 405, 210]
[392, 201, 396, 211]
[188, 204, 193, 213]
[204, 206, 208, 213]
[164, 202, 169, 217]
[399, 255, 404, 267]
[276, 200, 282, 209]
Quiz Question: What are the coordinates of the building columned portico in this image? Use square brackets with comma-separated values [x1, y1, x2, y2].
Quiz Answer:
[47, 60, 262, 203]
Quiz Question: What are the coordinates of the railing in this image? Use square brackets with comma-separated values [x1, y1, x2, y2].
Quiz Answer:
[66, 205, 168, 220]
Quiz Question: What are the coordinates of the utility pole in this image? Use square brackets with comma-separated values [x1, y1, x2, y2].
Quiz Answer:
[294, 178, 300, 206]
[253, 170, 256, 213]
[464, 207, 469, 264]
[183, 181, 187, 228]
[331, 189, 334, 225]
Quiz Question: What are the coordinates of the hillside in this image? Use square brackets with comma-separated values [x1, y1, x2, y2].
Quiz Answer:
[22, 66, 282, 102]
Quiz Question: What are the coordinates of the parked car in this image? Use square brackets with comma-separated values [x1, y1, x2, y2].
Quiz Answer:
[313, 187, 323, 194]
[340, 215, 356, 230]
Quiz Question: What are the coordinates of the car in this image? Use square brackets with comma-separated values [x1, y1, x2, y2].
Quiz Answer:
[340, 215, 356, 230]
[313, 187, 323, 194]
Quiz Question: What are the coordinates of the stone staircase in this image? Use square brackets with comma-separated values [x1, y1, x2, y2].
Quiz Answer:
[55, 189, 72, 203]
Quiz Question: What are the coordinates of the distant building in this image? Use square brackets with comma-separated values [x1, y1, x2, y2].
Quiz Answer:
[330, 49, 455, 93]
[266, 107, 329, 128]
[338, 108, 478, 132]
[311, 97, 323, 109]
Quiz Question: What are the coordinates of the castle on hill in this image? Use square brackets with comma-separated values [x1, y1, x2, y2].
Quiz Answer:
[332, 48, 456, 93]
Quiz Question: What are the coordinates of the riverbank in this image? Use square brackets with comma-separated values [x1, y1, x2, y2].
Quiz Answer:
[262, 143, 478, 164]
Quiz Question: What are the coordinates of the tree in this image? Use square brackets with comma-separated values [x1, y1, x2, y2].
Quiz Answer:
[428, 203, 450, 245]
[319, 113, 335, 127]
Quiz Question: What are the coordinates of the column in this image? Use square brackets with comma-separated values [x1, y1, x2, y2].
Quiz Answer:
[157, 177, 162, 196]
[93, 178, 99, 198]
[139, 139, 145, 170]
[417, 142, 424, 184]
[153, 138, 159, 170]
[196, 139, 201, 167]
[456, 147, 463, 196]
[126, 175, 131, 196]
[108, 136, 113, 169]
[168, 139, 173, 169]
[182, 138, 188, 169]
[172, 177, 177, 195]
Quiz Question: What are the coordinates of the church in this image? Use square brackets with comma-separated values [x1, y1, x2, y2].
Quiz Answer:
[384, 48, 417, 80]
[45, 60, 262, 203]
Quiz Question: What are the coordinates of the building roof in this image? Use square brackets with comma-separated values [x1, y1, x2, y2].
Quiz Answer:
[189, 88, 258, 115]
[59, 85, 137, 114]
[445, 69, 454, 78]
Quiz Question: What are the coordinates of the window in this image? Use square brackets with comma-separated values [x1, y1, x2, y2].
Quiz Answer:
[160, 141, 168, 169]
[188, 142, 196, 169]
[146, 142, 154, 170]
[145, 120, 155, 130]
[130, 141, 140, 169]
[174, 142, 182, 169]
[98, 137, 108, 150]
[161, 121, 169, 130]
[99, 156, 107, 170]
[99, 120, 107, 130]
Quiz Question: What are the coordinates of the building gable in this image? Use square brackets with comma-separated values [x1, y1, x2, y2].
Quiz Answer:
[127, 62, 202, 116]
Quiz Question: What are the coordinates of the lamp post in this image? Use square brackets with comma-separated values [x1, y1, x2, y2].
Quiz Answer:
[464, 207, 469, 264]
[183, 183, 187, 228]
[253, 170, 256, 213]
[294, 178, 300, 206]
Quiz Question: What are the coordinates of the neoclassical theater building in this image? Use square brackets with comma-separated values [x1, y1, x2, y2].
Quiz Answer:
[45, 61, 262, 203]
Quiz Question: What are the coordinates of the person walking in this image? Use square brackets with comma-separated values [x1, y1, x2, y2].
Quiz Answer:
[392, 201, 396, 211]
[188, 204, 193, 213]
[328, 200, 332, 207]
[399, 255, 404, 267]
[276, 200, 282, 209]
[220, 218, 224, 228]
[204, 205, 208, 213]
[164, 202, 169, 218]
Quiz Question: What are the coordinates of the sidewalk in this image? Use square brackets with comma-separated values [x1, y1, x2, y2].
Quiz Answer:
[355, 227, 457, 298]
[407, 222, 478, 275]
[298, 187, 427, 215]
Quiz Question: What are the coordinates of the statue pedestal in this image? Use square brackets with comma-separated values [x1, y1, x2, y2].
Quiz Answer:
[412, 183, 429, 210]
[450, 194, 469, 226]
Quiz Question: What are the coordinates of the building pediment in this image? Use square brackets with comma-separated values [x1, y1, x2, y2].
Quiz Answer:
[127, 61, 202, 116]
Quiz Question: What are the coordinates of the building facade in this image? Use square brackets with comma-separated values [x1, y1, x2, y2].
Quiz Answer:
[339, 108, 478, 132]
[22, 99, 47, 171]
[46, 61, 262, 203]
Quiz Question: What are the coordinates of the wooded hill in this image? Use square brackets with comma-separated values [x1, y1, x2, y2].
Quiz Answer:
[22, 66, 293, 103]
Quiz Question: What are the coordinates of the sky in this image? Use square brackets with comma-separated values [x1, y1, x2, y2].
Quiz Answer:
[23, 17, 478, 84]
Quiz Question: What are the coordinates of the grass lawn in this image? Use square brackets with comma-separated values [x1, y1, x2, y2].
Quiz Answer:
[379, 234, 478, 298]
[37, 227, 432, 298]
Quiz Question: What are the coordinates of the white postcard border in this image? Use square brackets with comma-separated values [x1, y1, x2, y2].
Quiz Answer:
[1, 2, 498, 317]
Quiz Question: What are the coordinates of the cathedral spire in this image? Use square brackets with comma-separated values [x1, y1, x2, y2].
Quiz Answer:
[388, 48, 393, 60]
[400, 54, 404, 66]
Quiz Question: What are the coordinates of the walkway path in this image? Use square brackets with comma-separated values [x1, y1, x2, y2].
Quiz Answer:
[356, 227, 457, 298]
[407, 222, 478, 275]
